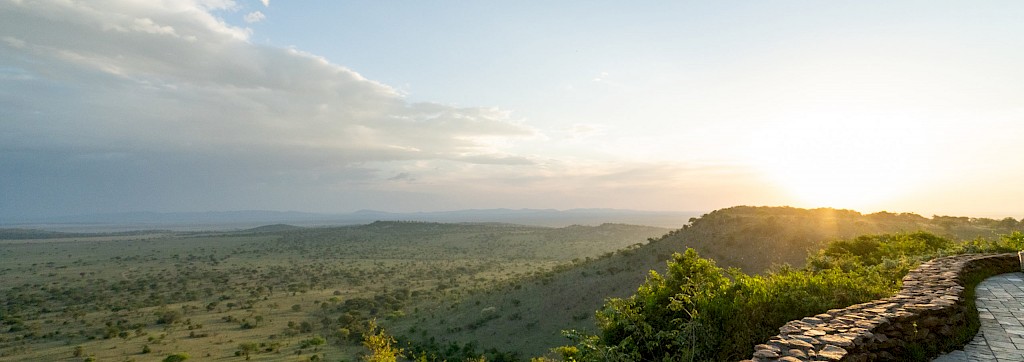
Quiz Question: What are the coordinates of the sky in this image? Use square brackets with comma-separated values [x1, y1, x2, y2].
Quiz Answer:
[2, 0, 1024, 220]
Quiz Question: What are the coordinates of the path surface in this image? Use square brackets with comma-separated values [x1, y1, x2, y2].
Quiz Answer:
[932, 272, 1024, 362]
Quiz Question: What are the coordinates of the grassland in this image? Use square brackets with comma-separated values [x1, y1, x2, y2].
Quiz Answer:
[3, 206, 1020, 361]
[0, 222, 668, 361]
[389, 207, 1024, 359]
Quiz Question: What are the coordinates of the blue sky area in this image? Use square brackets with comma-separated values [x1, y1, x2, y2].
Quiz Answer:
[2, 1, 1023, 219]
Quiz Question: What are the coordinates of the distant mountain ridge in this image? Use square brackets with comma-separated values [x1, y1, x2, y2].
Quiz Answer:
[2, 208, 700, 231]
[242, 224, 305, 233]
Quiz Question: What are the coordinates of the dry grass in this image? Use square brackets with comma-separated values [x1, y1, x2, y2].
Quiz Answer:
[0, 222, 667, 361]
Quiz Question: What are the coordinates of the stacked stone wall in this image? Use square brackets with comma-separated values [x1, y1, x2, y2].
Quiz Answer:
[742, 253, 1018, 362]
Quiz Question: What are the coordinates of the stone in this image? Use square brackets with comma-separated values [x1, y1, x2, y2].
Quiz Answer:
[784, 339, 814, 349]
[801, 317, 825, 325]
[752, 349, 780, 359]
[937, 325, 953, 336]
[817, 345, 847, 361]
[790, 335, 820, 345]
[742, 253, 1022, 362]
[804, 329, 826, 337]
[780, 323, 803, 334]
[920, 316, 943, 327]
[819, 334, 854, 348]
[854, 320, 876, 328]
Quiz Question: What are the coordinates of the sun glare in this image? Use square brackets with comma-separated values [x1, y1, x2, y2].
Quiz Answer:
[746, 114, 932, 210]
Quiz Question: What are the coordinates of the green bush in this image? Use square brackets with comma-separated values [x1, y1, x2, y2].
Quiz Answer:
[162, 352, 190, 362]
[561, 231, 1020, 361]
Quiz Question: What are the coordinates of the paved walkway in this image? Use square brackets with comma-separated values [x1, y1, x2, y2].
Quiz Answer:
[933, 272, 1024, 362]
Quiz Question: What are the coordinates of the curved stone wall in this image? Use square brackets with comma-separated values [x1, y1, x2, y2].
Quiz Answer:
[742, 253, 1019, 362]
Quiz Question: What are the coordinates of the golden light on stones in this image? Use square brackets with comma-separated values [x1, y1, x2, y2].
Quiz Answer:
[744, 253, 1019, 362]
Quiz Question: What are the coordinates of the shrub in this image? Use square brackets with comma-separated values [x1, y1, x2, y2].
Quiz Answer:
[162, 352, 190, 362]
[561, 232, 988, 361]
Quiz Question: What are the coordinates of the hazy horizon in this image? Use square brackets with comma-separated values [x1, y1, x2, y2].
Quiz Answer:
[3, 1, 1024, 220]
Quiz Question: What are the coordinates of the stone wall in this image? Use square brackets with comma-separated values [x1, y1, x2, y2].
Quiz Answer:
[742, 253, 1019, 362]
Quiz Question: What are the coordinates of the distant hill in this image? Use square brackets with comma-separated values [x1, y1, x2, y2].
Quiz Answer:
[347, 208, 698, 228]
[7, 210, 327, 226]
[0, 228, 169, 240]
[389, 206, 1024, 358]
[664, 206, 1021, 273]
[242, 224, 304, 233]
[0, 228, 85, 240]
[4, 208, 699, 231]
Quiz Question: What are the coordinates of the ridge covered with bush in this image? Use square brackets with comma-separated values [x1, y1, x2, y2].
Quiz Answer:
[387, 206, 1024, 360]
[556, 231, 1024, 361]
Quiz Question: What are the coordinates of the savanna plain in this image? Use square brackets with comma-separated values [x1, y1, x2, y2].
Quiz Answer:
[0, 221, 666, 361]
[2, 207, 1024, 362]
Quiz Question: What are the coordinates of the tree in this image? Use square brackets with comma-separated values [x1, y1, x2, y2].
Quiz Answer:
[301, 335, 326, 351]
[162, 352, 190, 362]
[238, 342, 259, 360]
[156, 309, 183, 324]
[362, 320, 402, 362]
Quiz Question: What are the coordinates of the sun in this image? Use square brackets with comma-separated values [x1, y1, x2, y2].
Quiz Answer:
[745, 114, 931, 210]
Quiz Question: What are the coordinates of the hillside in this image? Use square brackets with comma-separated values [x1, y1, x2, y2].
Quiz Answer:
[670, 206, 1020, 273]
[0, 228, 172, 242]
[0, 221, 667, 361]
[388, 206, 1024, 359]
[3, 207, 1018, 361]
[243, 223, 305, 233]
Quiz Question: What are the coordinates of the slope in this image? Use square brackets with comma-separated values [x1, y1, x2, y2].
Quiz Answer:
[388, 206, 1023, 359]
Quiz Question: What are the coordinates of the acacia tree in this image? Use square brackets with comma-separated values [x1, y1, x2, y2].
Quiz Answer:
[238, 342, 258, 360]
[362, 320, 402, 362]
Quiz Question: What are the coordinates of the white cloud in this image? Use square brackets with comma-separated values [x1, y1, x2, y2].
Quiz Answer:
[243, 11, 265, 23]
[0, 1, 790, 217]
[196, 0, 239, 11]
[261, 0, 270, 7]
[0, 0, 533, 163]
[1, 36, 25, 48]
[0, 0, 547, 214]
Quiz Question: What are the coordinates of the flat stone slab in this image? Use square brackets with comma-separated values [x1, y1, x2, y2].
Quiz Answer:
[932, 272, 1024, 362]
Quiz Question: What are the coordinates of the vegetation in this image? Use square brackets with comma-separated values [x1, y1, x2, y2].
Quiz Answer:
[559, 231, 1024, 361]
[163, 352, 191, 362]
[0, 221, 664, 361]
[363, 320, 402, 362]
[670, 206, 1024, 273]
[388, 206, 1024, 358]
[1, 207, 1020, 361]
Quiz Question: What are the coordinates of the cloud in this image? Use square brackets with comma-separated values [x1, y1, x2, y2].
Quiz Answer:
[243, 11, 265, 23]
[0, 0, 539, 216]
[261, 0, 270, 7]
[0, 1, 534, 161]
[388, 172, 416, 182]
[362, 158, 779, 212]
[562, 123, 608, 139]
[0, 1, 789, 219]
